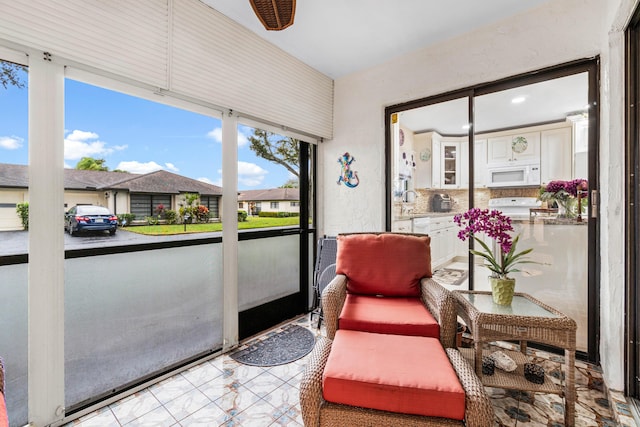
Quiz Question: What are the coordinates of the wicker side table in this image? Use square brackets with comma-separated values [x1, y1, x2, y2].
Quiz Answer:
[453, 290, 577, 427]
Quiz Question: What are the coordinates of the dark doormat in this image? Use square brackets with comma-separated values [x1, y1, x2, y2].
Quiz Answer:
[230, 324, 316, 367]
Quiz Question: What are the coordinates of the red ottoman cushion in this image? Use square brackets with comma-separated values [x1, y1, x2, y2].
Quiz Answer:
[339, 294, 440, 338]
[322, 330, 465, 420]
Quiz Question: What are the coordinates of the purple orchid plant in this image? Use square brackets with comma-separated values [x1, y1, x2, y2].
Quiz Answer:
[453, 208, 539, 279]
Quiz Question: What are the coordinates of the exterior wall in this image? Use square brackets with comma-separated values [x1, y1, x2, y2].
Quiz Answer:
[63, 191, 103, 211]
[324, 0, 626, 389]
[243, 200, 300, 215]
[0, 189, 27, 230]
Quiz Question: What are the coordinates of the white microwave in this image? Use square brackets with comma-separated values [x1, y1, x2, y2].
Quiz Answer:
[487, 163, 540, 188]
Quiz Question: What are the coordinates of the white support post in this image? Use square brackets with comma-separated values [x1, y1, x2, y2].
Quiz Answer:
[28, 52, 66, 425]
[222, 112, 239, 351]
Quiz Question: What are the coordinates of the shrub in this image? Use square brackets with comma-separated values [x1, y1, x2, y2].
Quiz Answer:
[117, 213, 136, 226]
[195, 205, 209, 223]
[164, 209, 177, 225]
[258, 211, 299, 218]
[238, 210, 248, 222]
[16, 202, 28, 230]
[145, 216, 159, 225]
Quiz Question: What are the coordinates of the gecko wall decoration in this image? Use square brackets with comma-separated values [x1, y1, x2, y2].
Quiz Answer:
[337, 152, 359, 188]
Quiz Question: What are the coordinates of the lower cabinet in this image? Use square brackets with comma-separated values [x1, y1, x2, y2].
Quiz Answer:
[430, 216, 457, 268]
[392, 219, 412, 233]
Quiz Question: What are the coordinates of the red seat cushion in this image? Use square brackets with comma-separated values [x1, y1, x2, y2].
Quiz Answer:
[323, 330, 465, 419]
[339, 294, 440, 338]
[336, 233, 432, 297]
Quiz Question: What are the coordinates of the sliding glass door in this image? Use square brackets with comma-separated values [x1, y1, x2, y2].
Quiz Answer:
[386, 59, 599, 360]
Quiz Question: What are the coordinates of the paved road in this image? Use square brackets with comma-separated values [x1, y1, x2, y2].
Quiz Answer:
[0, 228, 222, 256]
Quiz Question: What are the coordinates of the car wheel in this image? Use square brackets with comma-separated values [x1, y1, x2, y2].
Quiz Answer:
[109, 229, 116, 236]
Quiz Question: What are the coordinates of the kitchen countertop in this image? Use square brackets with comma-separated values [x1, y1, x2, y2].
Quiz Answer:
[395, 212, 461, 221]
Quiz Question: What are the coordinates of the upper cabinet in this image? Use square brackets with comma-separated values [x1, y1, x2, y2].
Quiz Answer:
[540, 126, 573, 184]
[487, 131, 540, 164]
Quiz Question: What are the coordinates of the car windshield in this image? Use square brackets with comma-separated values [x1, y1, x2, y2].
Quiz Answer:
[76, 206, 110, 216]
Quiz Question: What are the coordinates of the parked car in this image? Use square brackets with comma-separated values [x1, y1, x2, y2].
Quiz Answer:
[65, 205, 118, 236]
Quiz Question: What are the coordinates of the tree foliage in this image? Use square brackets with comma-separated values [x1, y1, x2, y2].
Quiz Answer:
[75, 157, 109, 171]
[248, 129, 299, 178]
[1, 61, 27, 90]
[280, 178, 299, 188]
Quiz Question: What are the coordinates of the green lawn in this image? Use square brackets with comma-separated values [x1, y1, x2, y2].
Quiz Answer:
[125, 216, 301, 235]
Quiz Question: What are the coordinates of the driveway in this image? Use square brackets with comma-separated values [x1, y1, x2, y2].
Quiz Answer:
[0, 228, 222, 257]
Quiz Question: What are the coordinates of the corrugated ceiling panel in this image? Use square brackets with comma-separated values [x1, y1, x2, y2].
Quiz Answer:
[171, 0, 333, 139]
[0, 0, 169, 88]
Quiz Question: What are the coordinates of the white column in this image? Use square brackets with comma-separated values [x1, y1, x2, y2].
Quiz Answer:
[222, 112, 238, 350]
[28, 52, 65, 425]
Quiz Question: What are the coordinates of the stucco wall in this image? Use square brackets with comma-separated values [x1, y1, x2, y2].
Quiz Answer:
[324, 0, 628, 389]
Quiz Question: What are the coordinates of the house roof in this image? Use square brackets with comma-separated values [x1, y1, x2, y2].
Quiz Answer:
[238, 187, 299, 202]
[109, 169, 222, 195]
[0, 163, 223, 196]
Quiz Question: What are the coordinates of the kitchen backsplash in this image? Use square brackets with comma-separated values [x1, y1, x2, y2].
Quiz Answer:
[412, 187, 540, 214]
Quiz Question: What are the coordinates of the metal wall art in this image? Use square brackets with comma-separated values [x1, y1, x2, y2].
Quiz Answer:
[337, 152, 359, 188]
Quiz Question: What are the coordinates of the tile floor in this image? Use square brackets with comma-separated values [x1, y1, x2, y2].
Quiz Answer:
[64, 315, 634, 427]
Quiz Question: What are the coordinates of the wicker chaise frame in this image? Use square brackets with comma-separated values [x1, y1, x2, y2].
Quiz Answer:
[300, 337, 494, 427]
[322, 274, 458, 349]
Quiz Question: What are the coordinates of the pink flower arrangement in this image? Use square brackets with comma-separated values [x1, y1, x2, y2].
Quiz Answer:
[454, 208, 539, 279]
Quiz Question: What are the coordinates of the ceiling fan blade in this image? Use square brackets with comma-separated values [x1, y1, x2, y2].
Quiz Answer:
[249, 0, 296, 31]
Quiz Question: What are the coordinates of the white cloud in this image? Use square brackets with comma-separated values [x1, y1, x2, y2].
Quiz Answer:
[0, 136, 23, 150]
[207, 127, 248, 146]
[237, 132, 248, 147]
[165, 162, 179, 172]
[116, 160, 165, 174]
[63, 129, 127, 160]
[207, 128, 222, 142]
[197, 177, 215, 185]
[238, 161, 268, 187]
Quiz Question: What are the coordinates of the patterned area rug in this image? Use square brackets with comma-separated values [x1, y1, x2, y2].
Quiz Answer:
[230, 324, 315, 367]
[432, 268, 468, 287]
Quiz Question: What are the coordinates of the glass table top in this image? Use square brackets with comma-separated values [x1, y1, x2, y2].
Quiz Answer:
[457, 292, 560, 318]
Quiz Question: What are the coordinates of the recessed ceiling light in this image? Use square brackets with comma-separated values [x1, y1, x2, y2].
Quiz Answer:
[511, 96, 526, 104]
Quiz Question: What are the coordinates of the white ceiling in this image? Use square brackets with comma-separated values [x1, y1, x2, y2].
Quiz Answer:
[400, 73, 589, 134]
[201, 0, 587, 133]
[201, 0, 551, 79]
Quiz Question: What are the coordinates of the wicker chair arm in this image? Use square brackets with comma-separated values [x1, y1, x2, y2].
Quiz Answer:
[321, 274, 347, 340]
[422, 278, 457, 348]
[0, 357, 4, 395]
[300, 337, 332, 427]
[446, 348, 494, 427]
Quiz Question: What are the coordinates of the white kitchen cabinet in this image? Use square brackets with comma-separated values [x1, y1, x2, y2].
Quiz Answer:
[540, 126, 572, 184]
[429, 215, 457, 268]
[474, 139, 487, 187]
[453, 139, 486, 189]
[432, 140, 462, 189]
[392, 219, 412, 233]
[487, 131, 540, 164]
[431, 136, 442, 188]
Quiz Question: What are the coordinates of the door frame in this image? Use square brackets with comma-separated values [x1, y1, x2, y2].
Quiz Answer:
[385, 58, 600, 362]
[625, 5, 640, 399]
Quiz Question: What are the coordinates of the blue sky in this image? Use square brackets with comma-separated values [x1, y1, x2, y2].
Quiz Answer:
[0, 67, 296, 190]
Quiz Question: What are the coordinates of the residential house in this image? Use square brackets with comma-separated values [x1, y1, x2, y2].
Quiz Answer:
[0, 163, 222, 230]
[0, 1, 638, 426]
[237, 188, 299, 215]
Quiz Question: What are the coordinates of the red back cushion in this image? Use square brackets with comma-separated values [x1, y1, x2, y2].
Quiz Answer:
[336, 233, 432, 297]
